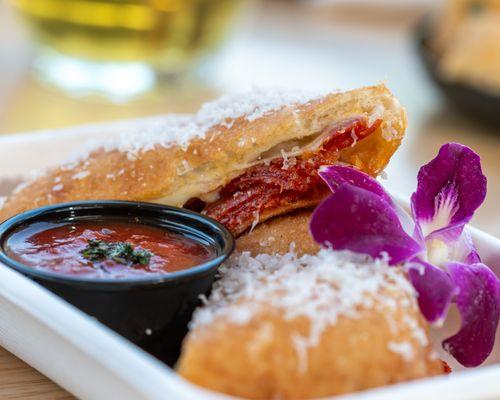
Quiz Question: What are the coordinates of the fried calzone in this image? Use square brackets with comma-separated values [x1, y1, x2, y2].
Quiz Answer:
[0, 84, 406, 250]
[177, 249, 446, 399]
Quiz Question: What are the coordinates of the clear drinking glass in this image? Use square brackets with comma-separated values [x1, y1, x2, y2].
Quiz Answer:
[8, 0, 242, 100]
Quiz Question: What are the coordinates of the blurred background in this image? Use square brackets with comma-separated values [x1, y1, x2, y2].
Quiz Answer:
[0, 0, 499, 236]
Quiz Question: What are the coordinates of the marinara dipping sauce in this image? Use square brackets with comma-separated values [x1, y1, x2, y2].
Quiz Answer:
[5, 220, 215, 279]
[0, 201, 233, 365]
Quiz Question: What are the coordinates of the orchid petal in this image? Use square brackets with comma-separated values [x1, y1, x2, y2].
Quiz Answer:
[426, 229, 481, 268]
[310, 184, 424, 265]
[319, 166, 425, 246]
[443, 262, 500, 367]
[450, 229, 481, 265]
[319, 165, 393, 204]
[395, 201, 425, 245]
[407, 259, 458, 324]
[411, 143, 487, 238]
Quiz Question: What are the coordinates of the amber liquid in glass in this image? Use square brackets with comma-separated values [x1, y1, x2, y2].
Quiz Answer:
[10, 0, 240, 72]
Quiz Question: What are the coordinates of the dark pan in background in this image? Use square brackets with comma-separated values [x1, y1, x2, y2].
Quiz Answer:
[415, 16, 500, 126]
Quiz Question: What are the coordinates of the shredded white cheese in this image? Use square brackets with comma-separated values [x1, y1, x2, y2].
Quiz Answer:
[6, 89, 328, 193]
[388, 341, 415, 361]
[258, 236, 276, 247]
[72, 171, 90, 180]
[86, 88, 323, 161]
[176, 160, 193, 176]
[249, 210, 260, 233]
[190, 249, 421, 371]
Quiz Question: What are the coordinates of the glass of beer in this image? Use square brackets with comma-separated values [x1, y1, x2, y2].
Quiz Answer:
[8, 0, 242, 100]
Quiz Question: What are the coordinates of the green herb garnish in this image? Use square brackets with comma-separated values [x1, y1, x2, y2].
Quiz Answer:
[81, 239, 153, 266]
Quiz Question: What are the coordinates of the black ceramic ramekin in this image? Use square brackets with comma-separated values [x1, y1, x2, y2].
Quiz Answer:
[0, 201, 234, 365]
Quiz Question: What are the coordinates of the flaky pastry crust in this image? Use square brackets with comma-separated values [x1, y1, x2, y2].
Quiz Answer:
[0, 84, 406, 222]
[236, 209, 320, 256]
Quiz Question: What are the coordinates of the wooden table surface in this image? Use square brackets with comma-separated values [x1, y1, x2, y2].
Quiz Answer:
[0, 0, 498, 398]
[0, 348, 71, 399]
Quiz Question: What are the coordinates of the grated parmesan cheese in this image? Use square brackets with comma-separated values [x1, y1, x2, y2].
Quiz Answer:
[249, 210, 260, 233]
[12, 169, 45, 194]
[190, 249, 422, 370]
[72, 171, 90, 180]
[258, 236, 276, 247]
[176, 160, 193, 176]
[81, 88, 323, 162]
[9, 89, 326, 191]
[388, 341, 415, 361]
[350, 131, 358, 147]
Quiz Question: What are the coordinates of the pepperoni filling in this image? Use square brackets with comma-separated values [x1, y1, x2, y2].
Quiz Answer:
[203, 119, 382, 236]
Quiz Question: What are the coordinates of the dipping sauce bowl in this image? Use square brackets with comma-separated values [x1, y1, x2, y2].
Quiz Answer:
[0, 201, 234, 365]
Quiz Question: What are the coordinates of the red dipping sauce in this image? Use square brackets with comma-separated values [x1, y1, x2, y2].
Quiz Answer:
[5, 220, 215, 279]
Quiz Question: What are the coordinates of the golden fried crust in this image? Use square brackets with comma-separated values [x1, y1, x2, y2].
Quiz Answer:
[236, 209, 320, 256]
[177, 287, 444, 399]
[0, 84, 406, 222]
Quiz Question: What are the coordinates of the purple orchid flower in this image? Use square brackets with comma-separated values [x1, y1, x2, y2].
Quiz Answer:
[309, 143, 500, 367]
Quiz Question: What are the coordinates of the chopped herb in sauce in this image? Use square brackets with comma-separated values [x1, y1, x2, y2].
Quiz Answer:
[81, 239, 153, 266]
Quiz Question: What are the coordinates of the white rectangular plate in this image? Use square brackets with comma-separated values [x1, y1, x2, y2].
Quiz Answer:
[0, 123, 498, 400]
